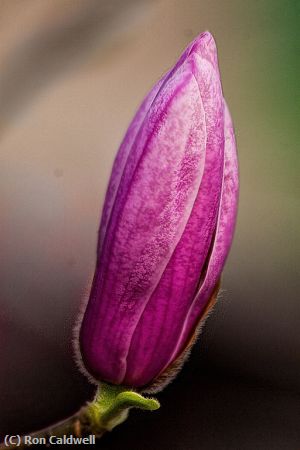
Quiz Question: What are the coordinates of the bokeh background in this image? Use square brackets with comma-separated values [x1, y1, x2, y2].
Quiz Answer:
[0, 1, 299, 448]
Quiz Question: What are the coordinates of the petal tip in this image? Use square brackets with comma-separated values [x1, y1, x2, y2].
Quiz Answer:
[189, 31, 219, 73]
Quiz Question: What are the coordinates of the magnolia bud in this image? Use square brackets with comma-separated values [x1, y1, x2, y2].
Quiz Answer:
[79, 32, 239, 391]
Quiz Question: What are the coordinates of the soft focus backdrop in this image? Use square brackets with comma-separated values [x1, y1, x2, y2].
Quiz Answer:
[0, 1, 299, 448]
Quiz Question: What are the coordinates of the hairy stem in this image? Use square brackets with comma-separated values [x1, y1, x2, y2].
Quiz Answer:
[0, 383, 160, 448]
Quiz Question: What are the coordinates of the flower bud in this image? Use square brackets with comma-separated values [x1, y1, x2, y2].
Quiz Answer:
[79, 32, 239, 391]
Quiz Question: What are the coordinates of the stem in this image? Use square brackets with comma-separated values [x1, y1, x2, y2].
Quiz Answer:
[0, 383, 160, 448]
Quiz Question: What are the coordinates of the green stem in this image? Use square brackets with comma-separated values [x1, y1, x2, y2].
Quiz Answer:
[1, 383, 160, 448]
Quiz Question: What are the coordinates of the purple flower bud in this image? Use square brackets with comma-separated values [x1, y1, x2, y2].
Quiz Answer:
[79, 32, 239, 390]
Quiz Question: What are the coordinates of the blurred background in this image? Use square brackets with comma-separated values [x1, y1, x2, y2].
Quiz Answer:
[0, 0, 299, 448]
